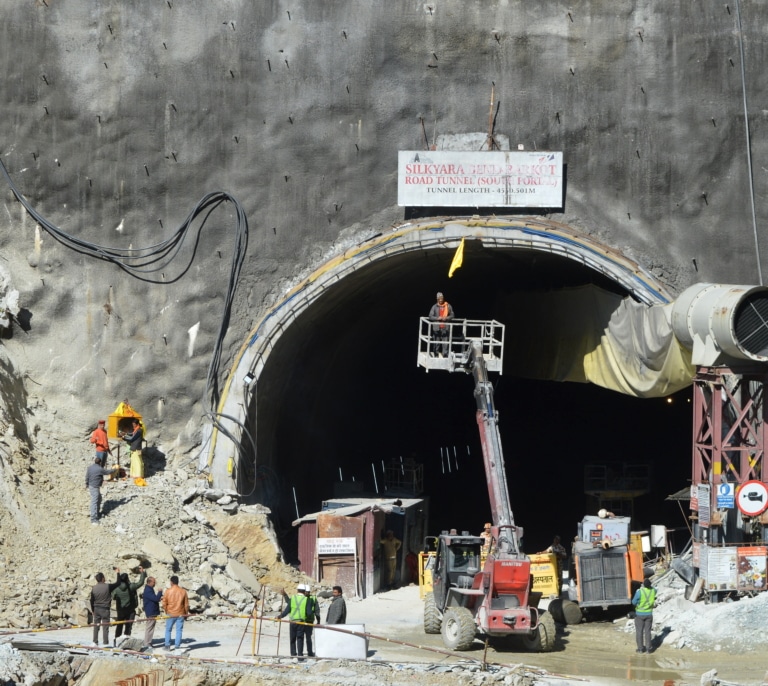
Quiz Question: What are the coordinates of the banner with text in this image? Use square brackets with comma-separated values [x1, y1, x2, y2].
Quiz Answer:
[316, 537, 357, 555]
[398, 150, 563, 208]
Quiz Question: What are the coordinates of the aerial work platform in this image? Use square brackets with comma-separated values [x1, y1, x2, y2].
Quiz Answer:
[416, 317, 505, 373]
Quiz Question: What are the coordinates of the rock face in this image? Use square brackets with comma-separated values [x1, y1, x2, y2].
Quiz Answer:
[0, 1, 765, 454]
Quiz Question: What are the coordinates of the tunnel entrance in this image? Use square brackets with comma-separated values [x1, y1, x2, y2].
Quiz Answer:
[228, 219, 692, 562]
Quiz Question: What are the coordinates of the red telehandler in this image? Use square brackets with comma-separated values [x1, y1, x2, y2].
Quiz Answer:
[417, 318, 556, 651]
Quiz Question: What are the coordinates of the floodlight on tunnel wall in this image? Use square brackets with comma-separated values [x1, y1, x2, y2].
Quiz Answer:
[243, 372, 255, 386]
[670, 283, 768, 365]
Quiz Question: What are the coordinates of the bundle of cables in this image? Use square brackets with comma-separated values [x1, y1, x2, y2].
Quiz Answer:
[0, 156, 252, 481]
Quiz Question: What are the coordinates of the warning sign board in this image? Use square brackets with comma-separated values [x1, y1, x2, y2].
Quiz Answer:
[736, 480, 768, 517]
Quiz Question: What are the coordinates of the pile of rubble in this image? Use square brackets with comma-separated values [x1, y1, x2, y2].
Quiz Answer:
[635, 565, 768, 655]
[0, 402, 307, 635]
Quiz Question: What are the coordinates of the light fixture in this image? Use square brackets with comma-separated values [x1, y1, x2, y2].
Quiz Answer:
[243, 372, 255, 386]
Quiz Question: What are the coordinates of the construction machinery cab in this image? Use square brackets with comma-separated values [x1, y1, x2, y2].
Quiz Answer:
[430, 532, 482, 610]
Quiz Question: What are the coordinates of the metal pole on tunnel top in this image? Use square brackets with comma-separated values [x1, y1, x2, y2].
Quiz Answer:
[339, 467, 343, 481]
[440, 447, 445, 474]
[372, 463, 379, 493]
[400, 455, 404, 474]
[292, 487, 299, 519]
[453, 445, 458, 471]
[445, 446, 451, 473]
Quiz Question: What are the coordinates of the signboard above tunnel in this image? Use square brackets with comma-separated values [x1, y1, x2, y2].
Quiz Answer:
[398, 150, 564, 208]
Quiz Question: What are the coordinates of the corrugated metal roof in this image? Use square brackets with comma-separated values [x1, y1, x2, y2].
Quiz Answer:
[666, 486, 691, 501]
[292, 497, 423, 526]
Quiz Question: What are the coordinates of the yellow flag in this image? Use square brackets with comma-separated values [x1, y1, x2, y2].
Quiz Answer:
[448, 237, 465, 278]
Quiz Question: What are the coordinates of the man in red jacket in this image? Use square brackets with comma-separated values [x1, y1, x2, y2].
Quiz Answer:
[89, 419, 113, 468]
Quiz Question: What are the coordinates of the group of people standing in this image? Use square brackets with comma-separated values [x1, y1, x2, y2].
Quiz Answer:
[89, 417, 145, 478]
[89, 568, 190, 652]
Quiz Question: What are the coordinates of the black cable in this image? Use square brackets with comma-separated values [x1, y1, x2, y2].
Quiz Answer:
[1, 156, 255, 482]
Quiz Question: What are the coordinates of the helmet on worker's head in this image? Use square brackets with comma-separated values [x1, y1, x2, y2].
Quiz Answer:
[598, 508, 608, 519]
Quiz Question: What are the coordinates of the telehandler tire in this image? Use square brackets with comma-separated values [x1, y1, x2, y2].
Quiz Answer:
[440, 607, 477, 651]
[547, 598, 565, 624]
[423, 593, 442, 634]
[561, 599, 582, 625]
[521, 611, 556, 652]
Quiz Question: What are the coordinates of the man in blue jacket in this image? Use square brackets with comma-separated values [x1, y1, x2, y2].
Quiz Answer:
[631, 578, 657, 653]
[141, 576, 163, 650]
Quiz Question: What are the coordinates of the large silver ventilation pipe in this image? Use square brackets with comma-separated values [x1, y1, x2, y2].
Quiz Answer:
[670, 284, 768, 366]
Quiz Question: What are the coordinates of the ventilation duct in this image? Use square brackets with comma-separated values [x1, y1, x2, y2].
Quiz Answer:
[670, 284, 768, 365]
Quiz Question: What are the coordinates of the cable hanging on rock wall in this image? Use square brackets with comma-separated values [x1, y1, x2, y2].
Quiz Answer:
[0, 156, 249, 446]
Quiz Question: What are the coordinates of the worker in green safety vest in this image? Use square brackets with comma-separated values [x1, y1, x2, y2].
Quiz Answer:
[280, 583, 320, 657]
[631, 578, 657, 653]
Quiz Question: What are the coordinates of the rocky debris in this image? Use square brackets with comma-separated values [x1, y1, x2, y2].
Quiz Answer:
[0, 406, 313, 635]
[0, 642, 552, 686]
[0, 639, 79, 686]
[614, 562, 768, 656]
[655, 574, 768, 654]
[0, 264, 20, 332]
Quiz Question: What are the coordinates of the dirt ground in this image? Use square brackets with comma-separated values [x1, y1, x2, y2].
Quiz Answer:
[28, 585, 768, 685]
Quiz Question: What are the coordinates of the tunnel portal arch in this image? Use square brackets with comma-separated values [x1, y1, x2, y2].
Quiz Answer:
[202, 216, 674, 494]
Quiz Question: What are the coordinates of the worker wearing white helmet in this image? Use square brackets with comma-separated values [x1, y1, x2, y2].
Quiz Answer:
[280, 583, 320, 658]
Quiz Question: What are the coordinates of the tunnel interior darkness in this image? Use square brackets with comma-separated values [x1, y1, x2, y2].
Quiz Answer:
[251, 239, 692, 561]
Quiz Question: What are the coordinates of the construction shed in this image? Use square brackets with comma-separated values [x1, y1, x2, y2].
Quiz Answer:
[293, 497, 428, 598]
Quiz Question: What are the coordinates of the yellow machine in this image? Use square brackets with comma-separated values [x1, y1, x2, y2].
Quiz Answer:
[529, 552, 561, 599]
[418, 550, 435, 598]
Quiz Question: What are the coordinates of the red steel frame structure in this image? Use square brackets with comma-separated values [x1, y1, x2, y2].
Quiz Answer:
[692, 366, 768, 539]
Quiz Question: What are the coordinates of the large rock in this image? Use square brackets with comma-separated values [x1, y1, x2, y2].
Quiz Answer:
[225, 559, 262, 597]
[209, 553, 228, 568]
[141, 537, 176, 566]
[206, 510, 284, 586]
[210, 571, 250, 607]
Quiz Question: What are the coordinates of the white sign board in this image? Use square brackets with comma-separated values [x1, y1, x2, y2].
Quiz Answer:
[398, 150, 563, 208]
[697, 483, 711, 527]
[316, 537, 357, 555]
[705, 546, 738, 591]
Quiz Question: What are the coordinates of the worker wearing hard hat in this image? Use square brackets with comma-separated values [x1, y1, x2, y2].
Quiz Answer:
[280, 584, 320, 658]
[428, 292, 454, 357]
